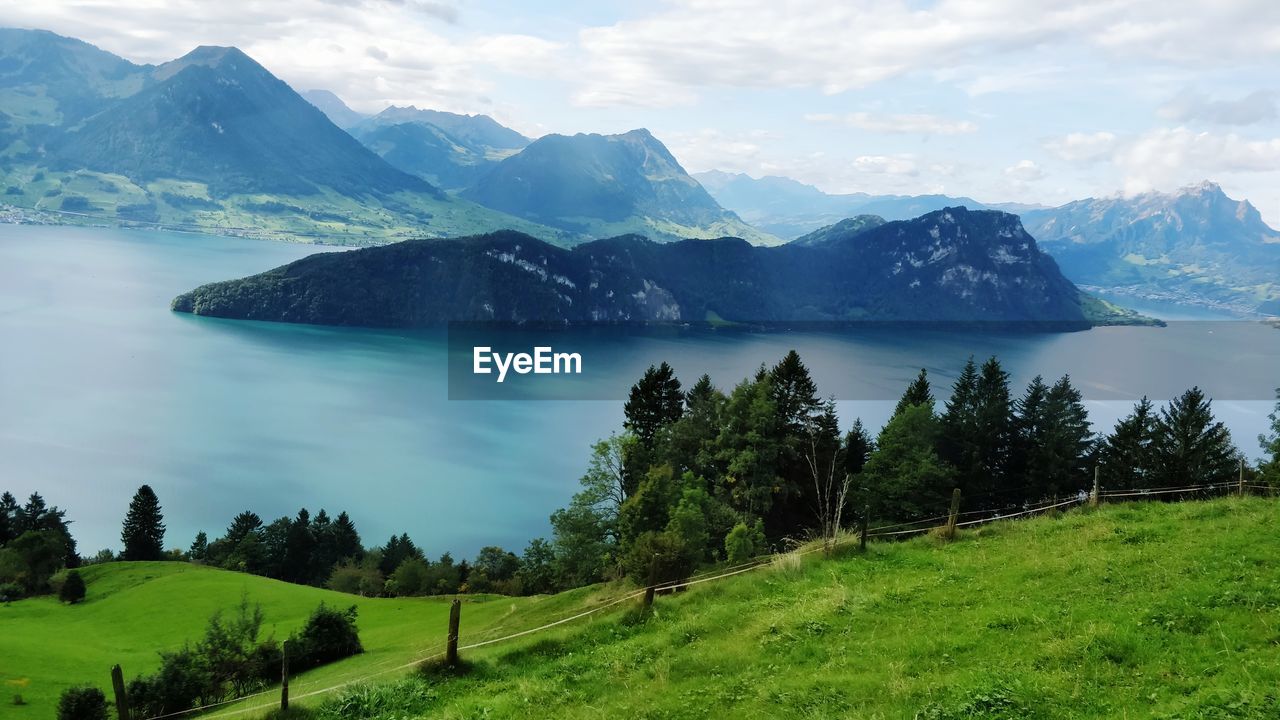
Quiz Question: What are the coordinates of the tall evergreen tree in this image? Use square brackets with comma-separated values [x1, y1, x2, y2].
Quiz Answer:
[940, 357, 1014, 503]
[1013, 375, 1051, 492]
[843, 419, 874, 479]
[623, 362, 684, 448]
[328, 512, 363, 562]
[282, 508, 316, 584]
[863, 404, 953, 520]
[893, 368, 934, 416]
[1039, 375, 1093, 498]
[0, 491, 16, 545]
[1099, 397, 1157, 490]
[120, 485, 166, 561]
[189, 531, 208, 561]
[1151, 387, 1237, 487]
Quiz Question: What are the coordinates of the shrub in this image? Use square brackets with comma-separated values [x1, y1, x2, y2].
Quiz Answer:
[724, 520, 766, 564]
[59, 570, 86, 604]
[622, 531, 695, 588]
[56, 686, 108, 720]
[0, 581, 24, 602]
[290, 604, 363, 672]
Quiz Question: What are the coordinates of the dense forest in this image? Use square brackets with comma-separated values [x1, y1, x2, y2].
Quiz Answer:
[4, 352, 1278, 605]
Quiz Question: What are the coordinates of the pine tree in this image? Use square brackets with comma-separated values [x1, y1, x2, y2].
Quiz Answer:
[940, 357, 1014, 503]
[685, 374, 717, 411]
[623, 362, 684, 447]
[1013, 375, 1051, 493]
[283, 508, 316, 584]
[863, 404, 953, 520]
[893, 368, 934, 416]
[329, 512, 363, 562]
[120, 485, 166, 561]
[0, 491, 18, 545]
[843, 419, 874, 479]
[768, 350, 821, 434]
[189, 531, 209, 561]
[1099, 397, 1157, 490]
[1151, 387, 1237, 487]
[1040, 375, 1093, 497]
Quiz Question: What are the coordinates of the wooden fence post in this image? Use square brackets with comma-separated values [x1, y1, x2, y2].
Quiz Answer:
[280, 640, 290, 712]
[642, 553, 658, 610]
[1239, 458, 1245, 497]
[110, 664, 130, 720]
[446, 598, 461, 666]
[859, 502, 870, 553]
[1090, 466, 1100, 508]
[945, 488, 961, 540]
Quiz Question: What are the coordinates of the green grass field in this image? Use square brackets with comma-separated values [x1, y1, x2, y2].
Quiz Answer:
[6, 497, 1280, 719]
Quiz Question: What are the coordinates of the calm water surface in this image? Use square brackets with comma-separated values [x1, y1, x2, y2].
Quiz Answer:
[2, 224, 1276, 556]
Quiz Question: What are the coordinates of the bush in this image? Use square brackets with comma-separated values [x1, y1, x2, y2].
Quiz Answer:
[59, 570, 86, 604]
[56, 686, 108, 720]
[290, 604, 363, 672]
[724, 520, 766, 564]
[622, 531, 695, 588]
[0, 581, 24, 602]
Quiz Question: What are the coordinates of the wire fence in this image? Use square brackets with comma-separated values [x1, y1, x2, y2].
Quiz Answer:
[123, 478, 1274, 720]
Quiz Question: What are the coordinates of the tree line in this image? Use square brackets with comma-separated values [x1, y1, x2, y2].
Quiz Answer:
[541, 352, 1262, 590]
[6, 353, 1278, 606]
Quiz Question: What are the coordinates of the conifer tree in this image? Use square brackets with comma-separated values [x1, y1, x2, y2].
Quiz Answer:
[893, 368, 934, 416]
[1040, 375, 1093, 497]
[1260, 388, 1280, 487]
[623, 362, 684, 447]
[1099, 397, 1158, 490]
[189, 531, 208, 561]
[0, 491, 18, 545]
[120, 485, 166, 561]
[1151, 387, 1237, 487]
[843, 419, 874, 479]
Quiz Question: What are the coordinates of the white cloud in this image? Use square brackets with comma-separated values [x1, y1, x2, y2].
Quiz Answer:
[1115, 127, 1280, 193]
[1158, 89, 1278, 126]
[1004, 160, 1045, 182]
[805, 112, 978, 135]
[0, 0, 564, 116]
[853, 155, 919, 176]
[572, 0, 1280, 107]
[1044, 131, 1119, 163]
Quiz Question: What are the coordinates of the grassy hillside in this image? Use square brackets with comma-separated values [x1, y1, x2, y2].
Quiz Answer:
[282, 497, 1277, 720]
[7, 498, 1279, 719]
[0, 562, 590, 716]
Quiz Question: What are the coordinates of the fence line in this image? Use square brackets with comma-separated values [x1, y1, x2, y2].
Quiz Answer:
[134, 479, 1272, 720]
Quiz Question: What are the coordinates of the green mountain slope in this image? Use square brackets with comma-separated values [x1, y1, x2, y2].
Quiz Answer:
[462, 129, 779, 245]
[0, 30, 569, 244]
[0, 561, 562, 716]
[52, 46, 433, 198]
[10, 498, 1278, 719]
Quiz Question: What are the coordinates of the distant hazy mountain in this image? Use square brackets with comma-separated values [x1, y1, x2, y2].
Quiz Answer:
[172, 207, 1147, 328]
[462, 130, 778, 244]
[349, 106, 530, 190]
[1022, 182, 1280, 315]
[0, 28, 566, 244]
[694, 170, 1040, 239]
[301, 89, 367, 129]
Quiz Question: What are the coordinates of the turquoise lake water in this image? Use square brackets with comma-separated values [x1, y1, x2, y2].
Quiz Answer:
[2, 224, 1276, 556]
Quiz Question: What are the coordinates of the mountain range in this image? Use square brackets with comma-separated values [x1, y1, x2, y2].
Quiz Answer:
[695, 170, 1043, 239]
[0, 28, 769, 246]
[704, 171, 1280, 316]
[1021, 182, 1280, 315]
[171, 206, 1147, 328]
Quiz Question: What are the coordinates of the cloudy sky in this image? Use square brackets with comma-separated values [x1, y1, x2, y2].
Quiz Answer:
[4, 0, 1279, 222]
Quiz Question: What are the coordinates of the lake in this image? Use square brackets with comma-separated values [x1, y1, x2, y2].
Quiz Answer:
[1, 224, 1277, 557]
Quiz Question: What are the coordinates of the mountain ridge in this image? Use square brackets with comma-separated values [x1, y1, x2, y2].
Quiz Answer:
[171, 207, 1146, 328]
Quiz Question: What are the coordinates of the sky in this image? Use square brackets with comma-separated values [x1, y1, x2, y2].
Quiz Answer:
[3, 0, 1279, 223]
